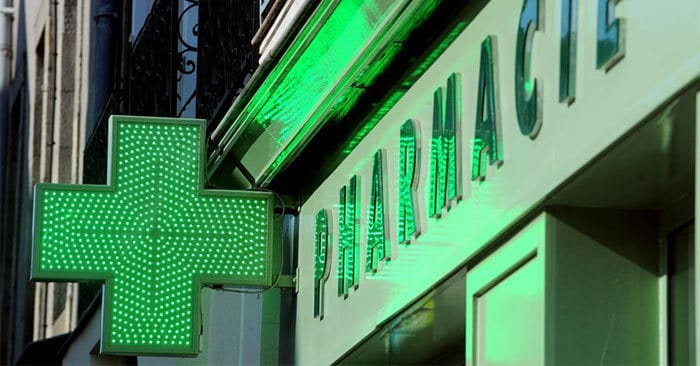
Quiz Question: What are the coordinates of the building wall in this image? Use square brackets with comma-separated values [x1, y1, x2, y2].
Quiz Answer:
[0, 0, 92, 362]
[0, 0, 33, 362]
[26, 0, 91, 341]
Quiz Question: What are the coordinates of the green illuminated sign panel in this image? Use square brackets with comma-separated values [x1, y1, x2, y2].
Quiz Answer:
[31, 116, 274, 356]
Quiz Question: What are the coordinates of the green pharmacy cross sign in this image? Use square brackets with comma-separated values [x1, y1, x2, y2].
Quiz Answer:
[31, 116, 274, 356]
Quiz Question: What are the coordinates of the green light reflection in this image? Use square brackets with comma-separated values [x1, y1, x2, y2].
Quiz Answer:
[257, 1, 389, 143]
[314, 209, 331, 319]
[268, 0, 444, 175]
[367, 150, 390, 273]
[338, 175, 360, 297]
[429, 74, 461, 218]
[343, 20, 468, 154]
[398, 120, 420, 244]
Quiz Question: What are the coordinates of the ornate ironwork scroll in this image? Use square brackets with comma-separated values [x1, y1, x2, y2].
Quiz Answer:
[197, 0, 260, 130]
[177, 0, 199, 117]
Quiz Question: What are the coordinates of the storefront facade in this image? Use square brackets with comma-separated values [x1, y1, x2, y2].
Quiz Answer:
[293, 0, 698, 364]
[11, 0, 699, 364]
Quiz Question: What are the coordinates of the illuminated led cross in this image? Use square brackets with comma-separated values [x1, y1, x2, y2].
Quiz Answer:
[31, 116, 274, 356]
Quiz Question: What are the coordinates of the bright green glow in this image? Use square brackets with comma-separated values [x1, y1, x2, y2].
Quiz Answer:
[366, 150, 390, 273]
[597, 0, 624, 70]
[256, 1, 391, 141]
[338, 175, 360, 297]
[314, 209, 331, 319]
[345, 90, 405, 155]
[226, 0, 399, 178]
[208, 1, 451, 184]
[472, 36, 503, 181]
[31, 116, 273, 356]
[429, 74, 461, 218]
[265, 0, 444, 179]
[398, 120, 420, 244]
[525, 80, 534, 94]
[343, 20, 468, 154]
[327, 0, 442, 123]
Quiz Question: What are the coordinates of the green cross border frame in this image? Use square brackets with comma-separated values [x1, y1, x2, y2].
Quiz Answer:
[30, 116, 274, 357]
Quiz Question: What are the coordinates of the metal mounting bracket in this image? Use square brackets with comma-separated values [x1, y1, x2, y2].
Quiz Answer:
[274, 268, 299, 293]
